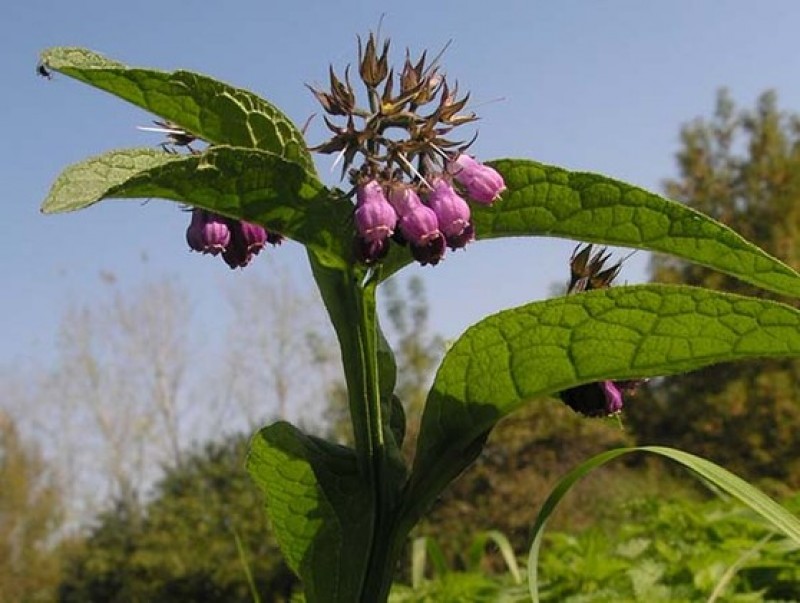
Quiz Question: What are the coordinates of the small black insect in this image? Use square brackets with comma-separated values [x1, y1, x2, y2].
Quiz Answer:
[37, 64, 52, 79]
[37, 63, 52, 80]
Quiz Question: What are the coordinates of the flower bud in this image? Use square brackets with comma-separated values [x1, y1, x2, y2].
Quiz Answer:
[355, 180, 397, 243]
[568, 244, 621, 293]
[186, 209, 230, 255]
[425, 178, 474, 249]
[358, 33, 390, 87]
[448, 154, 506, 204]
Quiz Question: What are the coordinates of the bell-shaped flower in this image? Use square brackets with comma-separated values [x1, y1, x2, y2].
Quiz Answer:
[559, 380, 642, 417]
[448, 154, 506, 204]
[222, 221, 269, 269]
[425, 178, 474, 249]
[389, 184, 447, 265]
[354, 180, 397, 243]
[186, 209, 230, 256]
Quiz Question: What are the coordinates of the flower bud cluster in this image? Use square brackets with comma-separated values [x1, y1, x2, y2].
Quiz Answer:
[309, 33, 506, 266]
[186, 209, 283, 269]
[558, 245, 644, 416]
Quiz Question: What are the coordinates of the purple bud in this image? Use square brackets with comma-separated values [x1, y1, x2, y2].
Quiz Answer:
[354, 180, 397, 243]
[426, 178, 474, 249]
[186, 209, 231, 255]
[448, 154, 506, 204]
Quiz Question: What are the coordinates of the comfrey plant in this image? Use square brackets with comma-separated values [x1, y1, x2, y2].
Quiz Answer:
[39, 35, 800, 602]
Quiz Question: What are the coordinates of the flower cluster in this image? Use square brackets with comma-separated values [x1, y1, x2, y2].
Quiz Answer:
[186, 209, 283, 269]
[558, 245, 644, 416]
[309, 33, 506, 265]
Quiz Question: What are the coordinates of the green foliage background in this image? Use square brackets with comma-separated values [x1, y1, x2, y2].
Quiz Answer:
[57, 435, 295, 603]
[627, 90, 800, 492]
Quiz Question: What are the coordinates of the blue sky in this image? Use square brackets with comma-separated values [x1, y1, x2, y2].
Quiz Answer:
[5, 0, 800, 370]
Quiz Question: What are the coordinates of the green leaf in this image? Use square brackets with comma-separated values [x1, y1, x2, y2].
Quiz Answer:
[467, 530, 522, 584]
[246, 422, 372, 603]
[405, 284, 800, 527]
[40, 47, 314, 172]
[525, 446, 800, 602]
[41, 147, 352, 265]
[39, 148, 181, 212]
[471, 159, 800, 298]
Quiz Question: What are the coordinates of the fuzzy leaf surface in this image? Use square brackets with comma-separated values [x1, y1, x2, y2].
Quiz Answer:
[247, 422, 372, 603]
[40, 147, 351, 265]
[40, 47, 314, 172]
[468, 159, 800, 298]
[406, 284, 800, 523]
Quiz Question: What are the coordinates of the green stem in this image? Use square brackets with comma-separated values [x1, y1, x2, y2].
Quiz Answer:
[310, 253, 399, 601]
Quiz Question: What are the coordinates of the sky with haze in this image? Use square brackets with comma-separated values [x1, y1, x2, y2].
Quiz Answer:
[4, 0, 800, 379]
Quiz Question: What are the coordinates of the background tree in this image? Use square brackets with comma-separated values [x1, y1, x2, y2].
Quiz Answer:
[0, 411, 63, 603]
[219, 263, 330, 429]
[626, 90, 800, 491]
[57, 433, 295, 603]
[39, 279, 192, 515]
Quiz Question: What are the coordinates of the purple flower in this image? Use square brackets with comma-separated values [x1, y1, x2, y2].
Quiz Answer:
[601, 381, 624, 414]
[425, 178, 475, 249]
[448, 154, 506, 204]
[222, 221, 271, 269]
[559, 380, 642, 417]
[354, 180, 397, 243]
[389, 184, 447, 265]
[186, 209, 230, 255]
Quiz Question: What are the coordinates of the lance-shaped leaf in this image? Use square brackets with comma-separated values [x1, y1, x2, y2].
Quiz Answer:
[247, 422, 373, 603]
[403, 285, 800, 524]
[40, 147, 352, 265]
[40, 47, 314, 173]
[468, 159, 800, 299]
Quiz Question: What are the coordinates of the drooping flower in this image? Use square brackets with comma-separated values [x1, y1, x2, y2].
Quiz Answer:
[425, 178, 475, 249]
[448, 154, 506, 204]
[389, 184, 447, 265]
[222, 220, 269, 269]
[354, 180, 397, 264]
[559, 380, 633, 417]
[186, 209, 230, 255]
[557, 245, 646, 416]
[355, 180, 397, 241]
[308, 33, 505, 266]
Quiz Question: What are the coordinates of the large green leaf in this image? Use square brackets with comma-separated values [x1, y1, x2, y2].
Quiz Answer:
[247, 422, 373, 603]
[40, 47, 314, 172]
[40, 147, 352, 265]
[404, 284, 800, 525]
[525, 446, 800, 602]
[471, 159, 800, 298]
